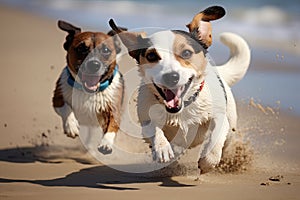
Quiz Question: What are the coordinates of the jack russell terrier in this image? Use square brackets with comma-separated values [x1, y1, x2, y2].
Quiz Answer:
[109, 5, 250, 173]
[52, 20, 125, 154]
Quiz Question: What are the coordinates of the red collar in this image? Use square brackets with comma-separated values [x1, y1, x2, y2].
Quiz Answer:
[184, 80, 205, 107]
[199, 80, 205, 91]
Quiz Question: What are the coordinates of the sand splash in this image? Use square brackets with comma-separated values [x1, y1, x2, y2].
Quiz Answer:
[146, 98, 285, 177]
[216, 132, 253, 173]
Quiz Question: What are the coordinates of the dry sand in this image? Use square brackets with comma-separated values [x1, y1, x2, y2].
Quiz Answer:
[0, 5, 299, 200]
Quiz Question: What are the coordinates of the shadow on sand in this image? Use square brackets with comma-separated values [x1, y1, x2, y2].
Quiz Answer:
[0, 146, 195, 190]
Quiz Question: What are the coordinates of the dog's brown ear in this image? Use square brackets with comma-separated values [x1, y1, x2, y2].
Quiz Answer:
[186, 6, 225, 48]
[109, 19, 149, 61]
[58, 20, 81, 51]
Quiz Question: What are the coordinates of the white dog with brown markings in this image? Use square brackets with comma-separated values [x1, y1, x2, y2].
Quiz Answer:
[110, 5, 250, 173]
[53, 21, 126, 154]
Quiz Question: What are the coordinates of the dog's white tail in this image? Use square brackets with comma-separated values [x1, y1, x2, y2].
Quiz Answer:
[216, 32, 251, 87]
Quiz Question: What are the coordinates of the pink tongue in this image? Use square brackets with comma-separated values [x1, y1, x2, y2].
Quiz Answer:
[165, 89, 180, 108]
[81, 74, 101, 90]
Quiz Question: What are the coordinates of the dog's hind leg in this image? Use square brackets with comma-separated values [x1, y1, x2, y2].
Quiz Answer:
[223, 88, 237, 149]
[198, 115, 229, 174]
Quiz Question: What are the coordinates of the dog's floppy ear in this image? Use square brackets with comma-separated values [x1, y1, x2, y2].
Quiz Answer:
[109, 19, 149, 61]
[107, 26, 128, 54]
[107, 26, 128, 37]
[58, 20, 81, 51]
[186, 6, 225, 48]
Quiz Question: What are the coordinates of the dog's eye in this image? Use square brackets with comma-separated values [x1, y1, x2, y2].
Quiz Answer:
[76, 43, 90, 55]
[100, 45, 112, 56]
[181, 49, 193, 59]
[146, 51, 160, 63]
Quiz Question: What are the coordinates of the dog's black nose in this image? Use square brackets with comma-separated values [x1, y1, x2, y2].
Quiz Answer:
[162, 72, 180, 87]
[86, 60, 101, 73]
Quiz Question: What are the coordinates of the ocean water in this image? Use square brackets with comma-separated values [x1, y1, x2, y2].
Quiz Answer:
[1, 0, 299, 114]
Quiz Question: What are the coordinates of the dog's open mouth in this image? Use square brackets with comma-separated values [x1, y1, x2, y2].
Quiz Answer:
[153, 76, 193, 113]
[81, 73, 102, 92]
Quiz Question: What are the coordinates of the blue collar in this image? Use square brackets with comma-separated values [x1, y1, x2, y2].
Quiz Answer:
[66, 65, 118, 92]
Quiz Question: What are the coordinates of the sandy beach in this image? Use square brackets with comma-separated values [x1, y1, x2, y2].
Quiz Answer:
[0, 5, 299, 200]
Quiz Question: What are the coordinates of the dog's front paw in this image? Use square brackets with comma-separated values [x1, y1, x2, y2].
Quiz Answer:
[64, 112, 79, 138]
[98, 143, 113, 154]
[152, 142, 175, 163]
[98, 132, 115, 154]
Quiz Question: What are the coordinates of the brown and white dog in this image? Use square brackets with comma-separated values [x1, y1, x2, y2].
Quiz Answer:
[52, 20, 124, 154]
[109, 6, 250, 173]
